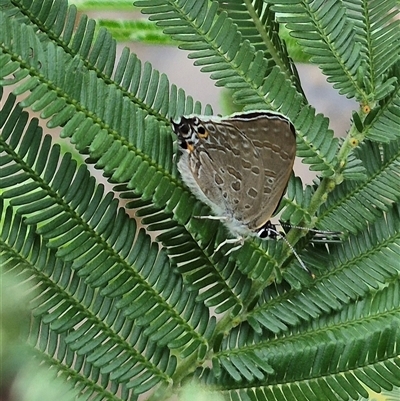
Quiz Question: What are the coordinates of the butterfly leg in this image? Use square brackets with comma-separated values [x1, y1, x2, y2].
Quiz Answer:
[193, 215, 221, 220]
[192, 215, 245, 255]
[214, 237, 244, 254]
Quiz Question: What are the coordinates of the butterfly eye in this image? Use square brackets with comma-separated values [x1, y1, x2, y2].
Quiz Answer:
[171, 118, 191, 137]
[179, 123, 190, 135]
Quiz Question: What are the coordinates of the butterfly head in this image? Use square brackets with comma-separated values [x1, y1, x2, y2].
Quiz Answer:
[171, 116, 210, 153]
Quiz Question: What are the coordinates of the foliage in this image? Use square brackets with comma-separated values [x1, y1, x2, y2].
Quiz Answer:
[0, 0, 399, 400]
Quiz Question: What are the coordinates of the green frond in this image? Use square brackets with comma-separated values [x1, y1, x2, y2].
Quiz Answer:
[279, 175, 315, 226]
[118, 182, 258, 313]
[0, 95, 215, 360]
[0, 4, 209, 208]
[8, 0, 210, 119]
[134, 0, 338, 176]
[343, 0, 400, 100]
[212, 278, 400, 398]
[1, 205, 177, 398]
[209, 226, 400, 391]
[341, 149, 368, 181]
[215, 0, 303, 93]
[266, 0, 365, 100]
[365, 83, 400, 142]
[318, 140, 400, 234]
[1, 5, 248, 307]
[279, 24, 311, 63]
[237, 203, 400, 340]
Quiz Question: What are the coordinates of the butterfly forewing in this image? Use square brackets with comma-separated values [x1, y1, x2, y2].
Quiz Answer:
[194, 118, 266, 227]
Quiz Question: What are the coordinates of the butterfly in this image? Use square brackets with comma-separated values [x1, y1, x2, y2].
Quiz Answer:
[171, 111, 296, 238]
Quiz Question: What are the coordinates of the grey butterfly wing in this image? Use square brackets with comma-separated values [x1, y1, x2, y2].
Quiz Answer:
[222, 113, 296, 230]
[183, 119, 263, 226]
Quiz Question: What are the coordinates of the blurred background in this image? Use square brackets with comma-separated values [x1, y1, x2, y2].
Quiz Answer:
[131, 42, 357, 135]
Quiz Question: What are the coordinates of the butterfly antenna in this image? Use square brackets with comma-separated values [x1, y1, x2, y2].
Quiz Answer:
[279, 223, 342, 242]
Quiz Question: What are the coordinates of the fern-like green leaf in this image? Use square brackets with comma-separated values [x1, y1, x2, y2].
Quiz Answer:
[213, 206, 400, 390]
[318, 139, 400, 234]
[0, 94, 215, 363]
[343, 0, 400, 101]
[365, 84, 400, 142]
[266, 0, 366, 101]
[1, 205, 176, 398]
[134, 0, 339, 176]
[215, 0, 304, 93]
